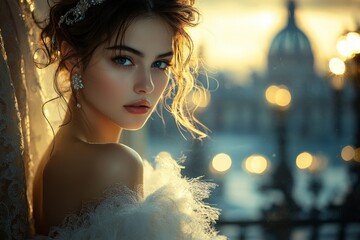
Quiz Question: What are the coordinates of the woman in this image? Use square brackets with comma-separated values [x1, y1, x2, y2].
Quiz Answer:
[33, 0, 225, 239]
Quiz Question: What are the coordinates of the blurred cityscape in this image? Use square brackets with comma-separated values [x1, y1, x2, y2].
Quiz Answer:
[125, 0, 360, 239]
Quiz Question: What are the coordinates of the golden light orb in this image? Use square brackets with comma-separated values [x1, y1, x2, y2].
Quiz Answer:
[337, 38, 353, 58]
[275, 87, 292, 108]
[265, 85, 291, 109]
[192, 89, 211, 108]
[296, 152, 313, 169]
[329, 57, 346, 75]
[341, 145, 355, 161]
[345, 32, 360, 55]
[212, 153, 232, 173]
[244, 155, 269, 174]
[265, 85, 280, 105]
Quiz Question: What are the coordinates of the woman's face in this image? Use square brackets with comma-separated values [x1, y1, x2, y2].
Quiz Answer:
[79, 16, 173, 130]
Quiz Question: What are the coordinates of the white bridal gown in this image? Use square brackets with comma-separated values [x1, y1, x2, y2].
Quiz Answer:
[35, 157, 226, 240]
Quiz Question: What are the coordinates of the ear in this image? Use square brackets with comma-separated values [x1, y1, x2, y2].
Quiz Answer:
[61, 41, 81, 73]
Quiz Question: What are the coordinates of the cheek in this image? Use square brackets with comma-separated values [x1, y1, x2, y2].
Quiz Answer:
[85, 70, 128, 104]
[98, 76, 123, 96]
[153, 73, 169, 95]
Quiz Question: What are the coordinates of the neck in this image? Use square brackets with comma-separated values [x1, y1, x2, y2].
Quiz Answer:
[60, 96, 122, 144]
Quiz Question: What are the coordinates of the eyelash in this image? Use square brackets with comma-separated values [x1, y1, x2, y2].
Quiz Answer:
[111, 56, 171, 70]
[152, 60, 172, 70]
[112, 56, 133, 66]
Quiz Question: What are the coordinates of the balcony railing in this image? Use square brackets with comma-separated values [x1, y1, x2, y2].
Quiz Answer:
[217, 218, 360, 240]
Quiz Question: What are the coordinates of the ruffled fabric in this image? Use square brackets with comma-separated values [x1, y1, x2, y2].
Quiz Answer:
[36, 157, 226, 240]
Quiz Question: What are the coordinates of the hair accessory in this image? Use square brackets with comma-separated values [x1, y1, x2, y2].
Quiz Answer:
[58, 0, 107, 26]
[72, 74, 85, 90]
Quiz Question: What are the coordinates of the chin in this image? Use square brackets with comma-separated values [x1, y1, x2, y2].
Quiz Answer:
[112, 114, 150, 130]
[119, 121, 147, 131]
[124, 125, 144, 131]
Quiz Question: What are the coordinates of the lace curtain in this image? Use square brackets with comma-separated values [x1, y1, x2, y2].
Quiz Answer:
[0, 0, 51, 238]
[0, 1, 148, 238]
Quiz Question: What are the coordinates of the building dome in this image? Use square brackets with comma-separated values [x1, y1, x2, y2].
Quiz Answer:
[268, 1, 313, 59]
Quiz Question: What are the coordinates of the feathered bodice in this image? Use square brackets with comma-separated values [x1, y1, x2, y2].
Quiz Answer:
[35, 157, 226, 240]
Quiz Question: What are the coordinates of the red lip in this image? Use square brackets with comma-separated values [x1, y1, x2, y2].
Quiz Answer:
[124, 100, 151, 115]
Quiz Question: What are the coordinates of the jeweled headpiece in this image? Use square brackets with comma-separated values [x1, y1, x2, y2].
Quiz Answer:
[58, 0, 107, 26]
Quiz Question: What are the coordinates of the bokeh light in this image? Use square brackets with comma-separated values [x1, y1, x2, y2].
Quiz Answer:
[346, 32, 360, 54]
[265, 85, 292, 109]
[296, 152, 313, 170]
[329, 57, 346, 75]
[275, 88, 292, 108]
[186, 89, 211, 110]
[265, 85, 280, 105]
[337, 38, 353, 58]
[244, 155, 269, 174]
[341, 145, 355, 161]
[192, 89, 211, 108]
[337, 32, 360, 58]
[212, 153, 232, 173]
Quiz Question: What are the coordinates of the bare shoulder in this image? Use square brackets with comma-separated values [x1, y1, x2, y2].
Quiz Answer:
[40, 142, 143, 231]
[83, 142, 144, 197]
[99, 143, 143, 169]
[44, 142, 144, 195]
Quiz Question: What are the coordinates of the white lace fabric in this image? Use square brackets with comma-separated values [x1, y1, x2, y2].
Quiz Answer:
[0, 0, 52, 238]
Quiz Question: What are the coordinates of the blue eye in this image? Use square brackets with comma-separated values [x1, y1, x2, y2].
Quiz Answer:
[152, 61, 170, 70]
[112, 56, 133, 66]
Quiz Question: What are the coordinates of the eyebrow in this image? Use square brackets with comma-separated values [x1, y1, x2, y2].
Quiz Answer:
[106, 45, 173, 59]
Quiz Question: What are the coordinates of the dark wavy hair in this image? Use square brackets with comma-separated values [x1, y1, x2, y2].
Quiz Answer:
[35, 0, 208, 139]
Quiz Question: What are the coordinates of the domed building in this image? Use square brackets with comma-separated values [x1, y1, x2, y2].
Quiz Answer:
[266, 0, 332, 139]
[146, 0, 355, 165]
[268, 1, 314, 71]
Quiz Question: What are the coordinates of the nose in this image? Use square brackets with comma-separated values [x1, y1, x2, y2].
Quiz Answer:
[134, 68, 154, 95]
